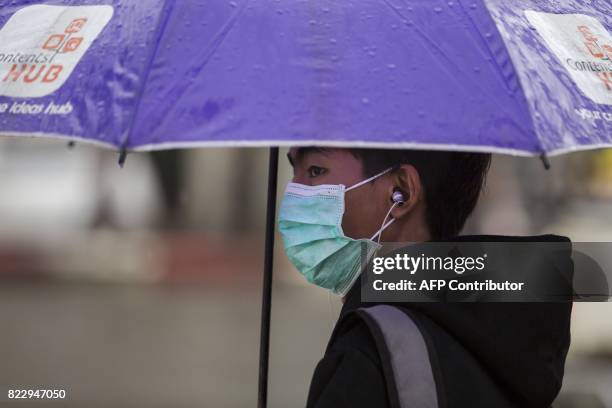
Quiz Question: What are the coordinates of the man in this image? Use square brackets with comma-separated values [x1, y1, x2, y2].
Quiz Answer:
[278, 147, 572, 408]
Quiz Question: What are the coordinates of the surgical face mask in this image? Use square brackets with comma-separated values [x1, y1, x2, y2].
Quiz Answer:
[278, 167, 400, 296]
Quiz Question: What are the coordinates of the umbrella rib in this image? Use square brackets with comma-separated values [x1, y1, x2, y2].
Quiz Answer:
[144, 0, 251, 136]
[119, 0, 177, 164]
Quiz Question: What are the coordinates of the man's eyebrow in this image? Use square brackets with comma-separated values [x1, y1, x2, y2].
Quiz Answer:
[287, 147, 329, 167]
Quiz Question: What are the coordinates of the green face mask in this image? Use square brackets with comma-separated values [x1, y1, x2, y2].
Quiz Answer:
[278, 168, 397, 296]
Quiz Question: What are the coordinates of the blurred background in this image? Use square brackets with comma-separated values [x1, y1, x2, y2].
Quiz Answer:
[0, 139, 610, 407]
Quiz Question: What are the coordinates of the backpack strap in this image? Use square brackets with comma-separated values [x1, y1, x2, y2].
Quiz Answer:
[357, 305, 440, 408]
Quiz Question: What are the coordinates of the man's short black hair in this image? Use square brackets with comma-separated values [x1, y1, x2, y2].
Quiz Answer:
[349, 149, 491, 240]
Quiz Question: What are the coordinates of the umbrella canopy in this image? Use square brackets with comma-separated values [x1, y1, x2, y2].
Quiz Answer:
[0, 0, 610, 155]
[0, 1, 610, 407]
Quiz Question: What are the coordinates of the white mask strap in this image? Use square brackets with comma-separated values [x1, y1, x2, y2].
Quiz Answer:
[345, 167, 393, 192]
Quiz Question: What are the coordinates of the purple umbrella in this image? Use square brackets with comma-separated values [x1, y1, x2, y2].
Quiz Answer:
[0, 0, 610, 406]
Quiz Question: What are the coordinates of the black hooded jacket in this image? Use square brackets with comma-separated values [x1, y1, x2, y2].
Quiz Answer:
[306, 235, 573, 408]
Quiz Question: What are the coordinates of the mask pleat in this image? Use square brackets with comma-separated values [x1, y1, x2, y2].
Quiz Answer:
[279, 224, 341, 247]
[279, 197, 342, 225]
[304, 242, 364, 291]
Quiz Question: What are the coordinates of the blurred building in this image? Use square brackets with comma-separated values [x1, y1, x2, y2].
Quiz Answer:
[0, 138, 610, 407]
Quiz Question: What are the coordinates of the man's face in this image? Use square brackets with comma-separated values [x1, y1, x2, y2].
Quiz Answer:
[287, 147, 392, 240]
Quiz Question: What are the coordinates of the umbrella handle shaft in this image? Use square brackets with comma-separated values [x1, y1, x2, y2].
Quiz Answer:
[258, 147, 279, 408]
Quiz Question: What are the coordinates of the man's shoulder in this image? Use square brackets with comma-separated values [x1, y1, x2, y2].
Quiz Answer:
[327, 312, 381, 363]
[306, 312, 390, 408]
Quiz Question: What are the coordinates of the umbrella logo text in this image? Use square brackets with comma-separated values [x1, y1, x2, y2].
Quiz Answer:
[525, 10, 612, 106]
[0, 5, 113, 98]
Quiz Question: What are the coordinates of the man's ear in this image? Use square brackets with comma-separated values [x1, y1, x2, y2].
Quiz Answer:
[388, 164, 422, 220]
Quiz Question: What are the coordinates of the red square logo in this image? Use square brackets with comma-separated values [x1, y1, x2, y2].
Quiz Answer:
[62, 37, 83, 53]
[585, 41, 605, 59]
[603, 44, 612, 61]
[65, 18, 87, 33]
[42, 34, 65, 51]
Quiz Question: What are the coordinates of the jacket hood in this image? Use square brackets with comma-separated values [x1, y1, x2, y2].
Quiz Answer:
[341, 234, 573, 407]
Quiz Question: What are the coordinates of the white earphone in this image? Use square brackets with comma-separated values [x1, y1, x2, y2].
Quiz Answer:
[392, 190, 405, 205]
[372, 190, 405, 243]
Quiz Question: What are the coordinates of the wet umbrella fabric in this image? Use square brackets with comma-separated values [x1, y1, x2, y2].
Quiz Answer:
[0, 0, 610, 154]
[0, 1, 611, 408]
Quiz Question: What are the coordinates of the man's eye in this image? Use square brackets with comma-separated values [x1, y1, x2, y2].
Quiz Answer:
[307, 166, 326, 178]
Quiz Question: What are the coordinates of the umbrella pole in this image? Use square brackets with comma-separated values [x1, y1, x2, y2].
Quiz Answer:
[258, 147, 279, 408]
[540, 153, 551, 170]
